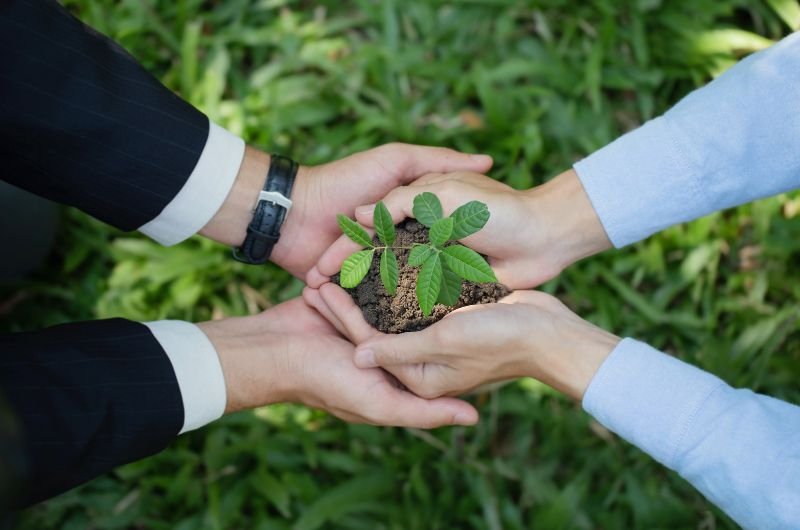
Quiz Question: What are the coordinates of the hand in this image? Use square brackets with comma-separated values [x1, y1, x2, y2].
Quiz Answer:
[200, 144, 493, 279]
[304, 284, 620, 400]
[196, 297, 479, 427]
[309, 168, 612, 290]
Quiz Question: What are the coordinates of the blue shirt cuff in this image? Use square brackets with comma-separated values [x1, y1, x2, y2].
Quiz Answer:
[582, 338, 724, 468]
[573, 117, 708, 248]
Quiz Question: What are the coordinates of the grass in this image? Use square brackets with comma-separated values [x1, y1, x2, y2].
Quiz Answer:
[3, 0, 800, 528]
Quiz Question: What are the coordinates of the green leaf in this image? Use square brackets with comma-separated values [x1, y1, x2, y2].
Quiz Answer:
[429, 217, 454, 247]
[412, 192, 443, 227]
[442, 245, 497, 283]
[340, 249, 375, 288]
[293, 472, 394, 530]
[373, 201, 395, 246]
[437, 264, 462, 306]
[450, 201, 490, 239]
[407, 244, 434, 266]
[416, 253, 442, 316]
[337, 215, 373, 247]
[379, 248, 398, 295]
[767, 0, 800, 30]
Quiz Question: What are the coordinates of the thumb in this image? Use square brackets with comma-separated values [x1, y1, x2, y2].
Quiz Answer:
[355, 185, 418, 226]
[354, 329, 437, 368]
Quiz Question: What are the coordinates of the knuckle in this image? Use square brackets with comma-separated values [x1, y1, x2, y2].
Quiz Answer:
[429, 326, 451, 352]
[438, 179, 462, 196]
[378, 142, 404, 157]
[384, 185, 409, 204]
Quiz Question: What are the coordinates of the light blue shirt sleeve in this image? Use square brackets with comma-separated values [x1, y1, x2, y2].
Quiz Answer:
[575, 33, 800, 528]
[583, 339, 800, 530]
[574, 32, 800, 247]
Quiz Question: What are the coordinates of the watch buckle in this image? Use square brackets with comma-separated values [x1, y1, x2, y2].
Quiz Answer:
[257, 190, 292, 212]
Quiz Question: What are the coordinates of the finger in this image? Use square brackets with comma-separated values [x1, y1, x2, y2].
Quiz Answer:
[319, 283, 380, 344]
[305, 265, 328, 289]
[281, 296, 340, 336]
[314, 228, 375, 284]
[496, 288, 565, 307]
[354, 327, 438, 368]
[355, 177, 481, 226]
[489, 257, 559, 290]
[373, 387, 479, 428]
[410, 171, 499, 188]
[409, 172, 446, 187]
[381, 143, 492, 183]
[302, 286, 349, 338]
[382, 362, 441, 398]
[354, 185, 418, 226]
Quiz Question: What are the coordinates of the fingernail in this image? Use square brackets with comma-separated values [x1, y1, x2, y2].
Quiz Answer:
[356, 204, 375, 217]
[470, 154, 492, 162]
[454, 412, 475, 425]
[354, 348, 376, 368]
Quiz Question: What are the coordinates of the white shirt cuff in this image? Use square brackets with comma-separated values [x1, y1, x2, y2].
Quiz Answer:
[139, 119, 245, 246]
[144, 320, 227, 434]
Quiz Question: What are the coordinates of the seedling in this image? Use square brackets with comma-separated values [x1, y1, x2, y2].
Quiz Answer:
[337, 192, 497, 316]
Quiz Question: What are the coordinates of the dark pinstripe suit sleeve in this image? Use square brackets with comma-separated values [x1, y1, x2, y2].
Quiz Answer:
[0, 319, 184, 508]
[0, 0, 209, 230]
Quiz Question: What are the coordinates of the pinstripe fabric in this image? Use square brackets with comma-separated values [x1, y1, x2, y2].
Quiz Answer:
[0, 0, 208, 230]
[0, 319, 183, 507]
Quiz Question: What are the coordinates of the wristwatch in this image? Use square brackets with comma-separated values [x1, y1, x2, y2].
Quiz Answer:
[232, 154, 298, 264]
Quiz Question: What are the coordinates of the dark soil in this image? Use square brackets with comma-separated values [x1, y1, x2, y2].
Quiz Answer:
[334, 219, 511, 334]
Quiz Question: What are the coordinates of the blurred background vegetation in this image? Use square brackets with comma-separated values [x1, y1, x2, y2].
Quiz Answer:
[3, 0, 800, 528]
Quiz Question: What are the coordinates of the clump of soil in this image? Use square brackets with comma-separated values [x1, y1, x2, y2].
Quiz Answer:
[334, 219, 511, 334]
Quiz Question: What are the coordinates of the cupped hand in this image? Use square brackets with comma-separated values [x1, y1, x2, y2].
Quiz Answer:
[309, 169, 612, 289]
[271, 143, 493, 279]
[303, 284, 620, 401]
[197, 297, 479, 428]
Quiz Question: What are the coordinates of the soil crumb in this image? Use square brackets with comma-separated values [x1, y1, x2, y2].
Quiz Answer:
[334, 219, 511, 333]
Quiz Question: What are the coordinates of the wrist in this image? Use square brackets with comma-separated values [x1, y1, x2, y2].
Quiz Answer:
[267, 164, 314, 272]
[525, 322, 620, 401]
[521, 168, 612, 269]
[199, 146, 270, 246]
[197, 320, 298, 413]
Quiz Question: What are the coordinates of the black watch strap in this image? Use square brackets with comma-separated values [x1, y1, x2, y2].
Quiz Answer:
[232, 154, 298, 264]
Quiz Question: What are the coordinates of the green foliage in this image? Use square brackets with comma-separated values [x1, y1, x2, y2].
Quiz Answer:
[407, 244, 434, 266]
[379, 248, 399, 295]
[412, 192, 444, 227]
[373, 202, 396, 246]
[417, 253, 443, 317]
[336, 214, 373, 248]
[339, 193, 495, 315]
[438, 266, 464, 306]
[5, 1, 799, 529]
[428, 217, 454, 247]
[450, 201, 491, 240]
[442, 245, 498, 284]
[339, 249, 374, 288]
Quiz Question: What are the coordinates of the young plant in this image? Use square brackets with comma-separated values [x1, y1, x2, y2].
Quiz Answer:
[337, 192, 497, 316]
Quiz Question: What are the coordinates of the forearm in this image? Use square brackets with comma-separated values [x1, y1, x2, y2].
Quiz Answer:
[195, 316, 296, 413]
[582, 339, 800, 529]
[573, 32, 800, 248]
[0, 1, 216, 232]
[197, 146, 270, 247]
[0, 319, 184, 506]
